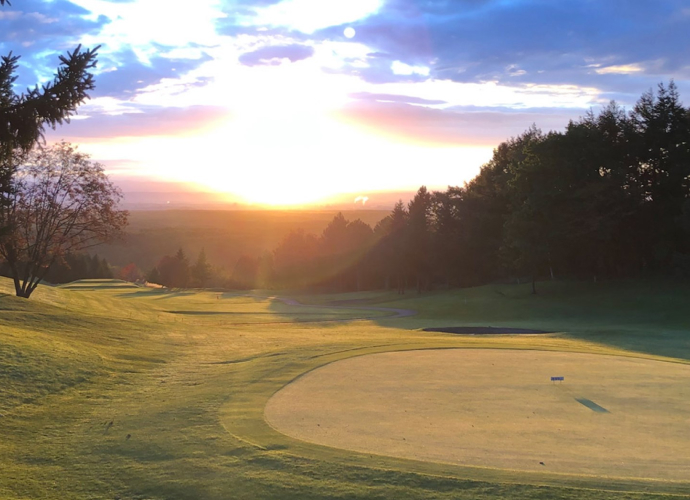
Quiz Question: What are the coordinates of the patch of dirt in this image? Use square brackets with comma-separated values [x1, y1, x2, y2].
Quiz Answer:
[422, 326, 552, 334]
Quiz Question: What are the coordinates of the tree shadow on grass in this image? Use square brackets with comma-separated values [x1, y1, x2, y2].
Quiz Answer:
[167, 310, 355, 316]
[360, 279, 690, 362]
[114, 289, 197, 300]
[262, 280, 690, 362]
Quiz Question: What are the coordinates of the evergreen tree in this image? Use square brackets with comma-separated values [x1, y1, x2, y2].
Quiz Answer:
[388, 200, 409, 293]
[157, 249, 190, 288]
[192, 248, 212, 288]
[232, 255, 258, 289]
[629, 81, 690, 269]
[147, 267, 161, 285]
[100, 257, 113, 279]
[1, 39, 99, 235]
[407, 186, 433, 293]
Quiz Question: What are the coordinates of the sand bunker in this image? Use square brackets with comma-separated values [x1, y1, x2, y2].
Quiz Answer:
[265, 349, 690, 481]
[423, 326, 551, 334]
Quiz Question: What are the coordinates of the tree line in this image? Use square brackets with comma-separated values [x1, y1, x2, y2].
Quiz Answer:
[12, 80, 688, 294]
[0, 252, 113, 284]
[222, 82, 690, 293]
[145, 248, 213, 289]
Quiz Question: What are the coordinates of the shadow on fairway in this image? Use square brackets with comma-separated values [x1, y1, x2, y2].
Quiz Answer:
[167, 310, 354, 316]
[264, 279, 690, 362]
[422, 326, 552, 334]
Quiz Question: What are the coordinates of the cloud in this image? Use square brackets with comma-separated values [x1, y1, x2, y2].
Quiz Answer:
[93, 48, 213, 98]
[0, 0, 105, 48]
[46, 105, 231, 140]
[311, 0, 690, 96]
[349, 91, 445, 105]
[334, 99, 586, 147]
[249, 0, 382, 34]
[594, 64, 645, 75]
[0, 0, 108, 87]
[238, 43, 315, 66]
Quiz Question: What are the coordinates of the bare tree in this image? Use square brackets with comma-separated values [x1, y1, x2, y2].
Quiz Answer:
[0, 142, 127, 298]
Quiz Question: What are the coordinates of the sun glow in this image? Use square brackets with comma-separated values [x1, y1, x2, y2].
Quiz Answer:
[72, 57, 491, 207]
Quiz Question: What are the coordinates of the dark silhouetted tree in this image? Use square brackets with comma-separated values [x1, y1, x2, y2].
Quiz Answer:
[344, 219, 374, 291]
[628, 81, 690, 269]
[430, 187, 464, 287]
[273, 229, 319, 288]
[34, 252, 112, 284]
[192, 248, 212, 288]
[387, 200, 409, 293]
[157, 249, 190, 288]
[232, 255, 258, 289]
[407, 186, 433, 293]
[147, 266, 161, 285]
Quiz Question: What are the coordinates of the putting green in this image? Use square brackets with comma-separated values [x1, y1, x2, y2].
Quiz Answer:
[265, 349, 690, 481]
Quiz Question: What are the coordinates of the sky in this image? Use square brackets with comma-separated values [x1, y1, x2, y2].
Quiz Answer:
[2, 0, 690, 207]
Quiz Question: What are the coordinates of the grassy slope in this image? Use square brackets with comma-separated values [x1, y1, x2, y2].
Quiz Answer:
[0, 278, 689, 499]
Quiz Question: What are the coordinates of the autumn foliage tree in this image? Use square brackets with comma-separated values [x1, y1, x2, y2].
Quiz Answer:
[0, 142, 127, 298]
[119, 263, 142, 283]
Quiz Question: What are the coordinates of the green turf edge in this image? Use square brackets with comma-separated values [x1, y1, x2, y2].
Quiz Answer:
[219, 339, 690, 497]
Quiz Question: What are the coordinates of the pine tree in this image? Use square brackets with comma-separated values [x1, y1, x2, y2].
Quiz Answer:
[407, 186, 432, 293]
[192, 248, 212, 288]
[147, 267, 161, 285]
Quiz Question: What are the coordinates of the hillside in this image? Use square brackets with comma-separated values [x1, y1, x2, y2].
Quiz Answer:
[93, 209, 391, 270]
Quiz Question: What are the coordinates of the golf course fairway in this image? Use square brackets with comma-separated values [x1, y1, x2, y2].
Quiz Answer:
[2, 278, 690, 499]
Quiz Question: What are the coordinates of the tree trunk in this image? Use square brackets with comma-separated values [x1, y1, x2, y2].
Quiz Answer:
[9, 258, 54, 299]
[12, 274, 22, 297]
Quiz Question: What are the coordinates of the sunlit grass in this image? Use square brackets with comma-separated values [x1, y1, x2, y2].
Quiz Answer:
[1, 277, 689, 499]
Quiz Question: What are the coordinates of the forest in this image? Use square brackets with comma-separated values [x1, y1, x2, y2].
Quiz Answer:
[181, 81, 688, 293]
[15, 82, 689, 292]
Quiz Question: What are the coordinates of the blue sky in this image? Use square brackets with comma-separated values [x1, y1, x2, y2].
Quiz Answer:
[2, 0, 689, 205]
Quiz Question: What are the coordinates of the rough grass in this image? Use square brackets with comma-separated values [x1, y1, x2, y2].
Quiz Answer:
[0, 277, 689, 499]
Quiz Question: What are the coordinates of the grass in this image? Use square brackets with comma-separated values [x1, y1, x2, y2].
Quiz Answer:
[266, 349, 690, 481]
[1, 277, 689, 499]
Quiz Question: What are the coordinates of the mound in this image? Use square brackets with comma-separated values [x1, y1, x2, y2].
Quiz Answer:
[423, 326, 551, 334]
[60, 279, 140, 290]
